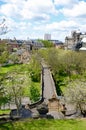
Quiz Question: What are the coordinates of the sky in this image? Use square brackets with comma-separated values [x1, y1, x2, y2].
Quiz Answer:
[0, 0, 86, 42]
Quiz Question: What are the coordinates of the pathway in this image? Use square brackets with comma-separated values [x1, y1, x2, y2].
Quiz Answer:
[42, 64, 57, 103]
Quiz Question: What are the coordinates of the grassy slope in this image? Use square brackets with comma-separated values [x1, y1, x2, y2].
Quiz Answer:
[0, 64, 41, 115]
[0, 64, 41, 100]
[0, 64, 30, 96]
[0, 64, 28, 74]
[0, 109, 10, 115]
[0, 119, 86, 130]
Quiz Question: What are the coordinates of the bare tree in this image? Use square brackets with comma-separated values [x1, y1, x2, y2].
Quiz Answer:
[0, 19, 9, 35]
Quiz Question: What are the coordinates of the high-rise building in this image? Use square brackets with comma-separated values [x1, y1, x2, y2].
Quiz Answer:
[44, 34, 51, 40]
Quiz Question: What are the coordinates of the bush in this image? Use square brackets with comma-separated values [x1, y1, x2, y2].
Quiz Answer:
[29, 84, 40, 102]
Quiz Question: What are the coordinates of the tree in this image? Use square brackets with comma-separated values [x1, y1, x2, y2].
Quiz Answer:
[29, 55, 41, 82]
[40, 48, 86, 96]
[28, 54, 41, 102]
[0, 19, 10, 64]
[39, 40, 54, 48]
[9, 53, 20, 64]
[63, 79, 86, 116]
[62, 51, 85, 75]
[2, 70, 27, 115]
[0, 41, 9, 65]
[0, 75, 10, 108]
[0, 19, 9, 35]
[29, 84, 40, 102]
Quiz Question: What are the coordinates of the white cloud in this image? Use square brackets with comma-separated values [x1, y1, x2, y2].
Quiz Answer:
[0, 0, 25, 4]
[52, 31, 69, 41]
[19, 22, 32, 30]
[33, 19, 85, 41]
[47, 21, 78, 30]
[0, 16, 17, 31]
[0, 0, 57, 21]
[20, 0, 58, 20]
[62, 1, 86, 17]
[0, 0, 86, 41]
[54, 0, 78, 6]
[34, 20, 79, 32]
[0, 4, 19, 17]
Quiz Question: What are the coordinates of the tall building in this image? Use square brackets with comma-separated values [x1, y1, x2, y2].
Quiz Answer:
[44, 34, 51, 40]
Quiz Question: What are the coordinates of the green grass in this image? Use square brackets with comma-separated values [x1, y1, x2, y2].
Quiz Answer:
[0, 109, 10, 115]
[0, 64, 31, 96]
[0, 63, 41, 100]
[0, 64, 29, 74]
[0, 119, 86, 130]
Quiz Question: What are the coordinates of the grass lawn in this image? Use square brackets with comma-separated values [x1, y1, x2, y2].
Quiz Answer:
[0, 64, 31, 95]
[0, 63, 41, 100]
[0, 109, 10, 115]
[0, 64, 28, 74]
[0, 119, 86, 130]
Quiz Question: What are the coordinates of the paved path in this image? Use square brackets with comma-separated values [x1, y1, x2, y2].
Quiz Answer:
[42, 63, 57, 103]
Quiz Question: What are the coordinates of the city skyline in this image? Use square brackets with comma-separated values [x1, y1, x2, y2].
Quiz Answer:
[0, 0, 86, 41]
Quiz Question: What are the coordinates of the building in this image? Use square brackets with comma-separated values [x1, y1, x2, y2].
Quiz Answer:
[49, 40, 64, 49]
[65, 30, 86, 50]
[23, 39, 44, 51]
[79, 37, 86, 51]
[44, 34, 51, 40]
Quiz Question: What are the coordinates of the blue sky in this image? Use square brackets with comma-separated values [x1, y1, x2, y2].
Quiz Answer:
[0, 0, 86, 41]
